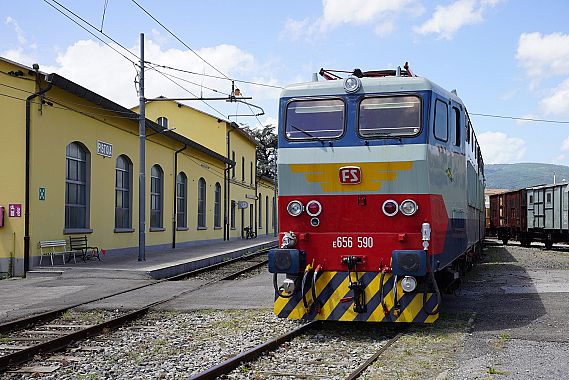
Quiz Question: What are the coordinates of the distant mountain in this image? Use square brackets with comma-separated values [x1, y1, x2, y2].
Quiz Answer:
[485, 163, 569, 190]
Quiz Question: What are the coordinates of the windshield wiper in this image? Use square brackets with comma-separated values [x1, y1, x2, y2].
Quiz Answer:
[289, 125, 326, 146]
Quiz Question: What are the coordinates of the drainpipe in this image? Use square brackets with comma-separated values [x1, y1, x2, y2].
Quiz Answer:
[25, 69, 53, 273]
[172, 144, 186, 249]
[224, 122, 238, 240]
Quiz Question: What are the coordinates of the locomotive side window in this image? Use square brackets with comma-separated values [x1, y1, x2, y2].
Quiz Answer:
[358, 96, 421, 137]
[285, 99, 344, 140]
[434, 99, 448, 142]
[465, 112, 471, 143]
[452, 107, 461, 147]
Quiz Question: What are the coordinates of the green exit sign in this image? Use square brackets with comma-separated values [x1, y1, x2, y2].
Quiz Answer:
[39, 187, 46, 201]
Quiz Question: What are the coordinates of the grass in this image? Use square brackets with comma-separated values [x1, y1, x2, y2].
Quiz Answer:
[487, 366, 510, 375]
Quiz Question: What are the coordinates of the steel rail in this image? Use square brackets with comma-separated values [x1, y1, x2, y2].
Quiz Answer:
[344, 330, 405, 380]
[188, 321, 320, 380]
[218, 259, 268, 281]
[0, 308, 149, 373]
[0, 245, 275, 374]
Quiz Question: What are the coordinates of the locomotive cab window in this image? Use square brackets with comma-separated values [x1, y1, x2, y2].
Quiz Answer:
[434, 99, 448, 142]
[285, 99, 344, 140]
[358, 95, 421, 137]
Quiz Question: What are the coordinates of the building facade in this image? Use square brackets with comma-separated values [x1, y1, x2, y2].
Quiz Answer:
[0, 57, 276, 277]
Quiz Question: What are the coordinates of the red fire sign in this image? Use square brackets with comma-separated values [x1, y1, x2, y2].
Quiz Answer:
[339, 166, 362, 184]
[8, 204, 22, 218]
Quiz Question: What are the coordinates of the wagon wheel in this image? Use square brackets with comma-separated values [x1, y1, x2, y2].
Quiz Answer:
[544, 240, 553, 250]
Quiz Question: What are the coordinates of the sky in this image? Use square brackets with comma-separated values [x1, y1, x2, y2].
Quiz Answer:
[2, 0, 569, 166]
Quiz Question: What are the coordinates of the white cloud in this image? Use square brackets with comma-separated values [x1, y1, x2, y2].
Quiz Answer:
[36, 39, 280, 120]
[478, 131, 526, 164]
[540, 78, 569, 118]
[282, 0, 420, 40]
[516, 32, 569, 80]
[414, 0, 501, 40]
[561, 136, 569, 152]
[5, 16, 27, 45]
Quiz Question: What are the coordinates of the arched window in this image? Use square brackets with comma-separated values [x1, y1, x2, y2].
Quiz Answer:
[231, 151, 236, 178]
[241, 156, 245, 181]
[250, 162, 253, 184]
[115, 155, 132, 229]
[156, 116, 168, 128]
[198, 177, 206, 228]
[150, 165, 163, 229]
[65, 142, 90, 229]
[214, 182, 221, 228]
[176, 172, 187, 229]
[258, 193, 263, 229]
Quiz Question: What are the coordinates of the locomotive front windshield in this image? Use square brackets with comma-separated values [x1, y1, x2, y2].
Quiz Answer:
[359, 95, 421, 137]
[285, 99, 344, 140]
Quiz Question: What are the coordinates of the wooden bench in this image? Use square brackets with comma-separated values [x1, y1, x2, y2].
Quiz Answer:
[69, 236, 101, 262]
[39, 240, 77, 266]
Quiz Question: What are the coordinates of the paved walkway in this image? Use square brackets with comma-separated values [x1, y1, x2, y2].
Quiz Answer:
[31, 235, 277, 279]
[0, 236, 277, 323]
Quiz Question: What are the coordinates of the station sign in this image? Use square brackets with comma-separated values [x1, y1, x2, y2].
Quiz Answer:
[96, 140, 113, 158]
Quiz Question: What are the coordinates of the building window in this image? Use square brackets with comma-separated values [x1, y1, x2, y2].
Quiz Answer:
[65, 142, 90, 229]
[214, 182, 221, 228]
[198, 177, 206, 228]
[230, 200, 236, 229]
[434, 99, 448, 142]
[231, 151, 235, 178]
[258, 193, 263, 229]
[150, 165, 163, 228]
[157, 117, 168, 128]
[176, 172, 187, 229]
[250, 162, 253, 184]
[115, 155, 132, 229]
[241, 157, 245, 181]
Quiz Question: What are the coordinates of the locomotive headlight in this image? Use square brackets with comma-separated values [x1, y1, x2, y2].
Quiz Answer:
[306, 200, 322, 217]
[382, 200, 399, 216]
[400, 199, 418, 216]
[343, 76, 361, 93]
[401, 276, 417, 292]
[287, 200, 304, 216]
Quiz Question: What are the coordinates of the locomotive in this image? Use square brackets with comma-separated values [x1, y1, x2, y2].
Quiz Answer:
[268, 65, 485, 323]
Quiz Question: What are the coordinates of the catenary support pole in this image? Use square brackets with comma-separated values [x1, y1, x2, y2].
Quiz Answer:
[138, 33, 146, 261]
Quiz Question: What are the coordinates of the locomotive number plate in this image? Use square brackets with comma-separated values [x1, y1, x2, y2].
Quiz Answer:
[332, 236, 374, 248]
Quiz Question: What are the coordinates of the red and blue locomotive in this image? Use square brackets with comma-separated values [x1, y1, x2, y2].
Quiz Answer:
[268, 66, 485, 323]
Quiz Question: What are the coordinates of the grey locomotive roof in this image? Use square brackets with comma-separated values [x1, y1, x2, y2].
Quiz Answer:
[281, 75, 463, 104]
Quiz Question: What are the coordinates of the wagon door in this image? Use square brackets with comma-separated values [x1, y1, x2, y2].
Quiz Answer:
[527, 190, 534, 228]
[561, 185, 569, 233]
[545, 188, 554, 229]
[533, 189, 544, 228]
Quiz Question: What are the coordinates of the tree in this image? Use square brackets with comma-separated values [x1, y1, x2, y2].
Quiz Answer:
[242, 124, 278, 179]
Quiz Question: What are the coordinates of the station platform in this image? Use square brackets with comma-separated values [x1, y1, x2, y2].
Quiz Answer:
[29, 235, 278, 280]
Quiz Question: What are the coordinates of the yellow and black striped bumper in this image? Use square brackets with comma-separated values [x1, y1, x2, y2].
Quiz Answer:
[274, 272, 439, 323]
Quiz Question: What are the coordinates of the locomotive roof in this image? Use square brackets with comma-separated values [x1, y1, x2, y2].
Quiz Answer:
[281, 75, 463, 104]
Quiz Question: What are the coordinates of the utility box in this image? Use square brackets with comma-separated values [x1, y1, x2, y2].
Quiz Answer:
[0, 206, 4, 227]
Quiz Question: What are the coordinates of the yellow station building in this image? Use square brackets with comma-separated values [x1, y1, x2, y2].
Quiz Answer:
[0, 57, 276, 277]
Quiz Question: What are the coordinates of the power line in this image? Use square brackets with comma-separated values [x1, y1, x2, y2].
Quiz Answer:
[130, 0, 230, 80]
[146, 61, 285, 90]
[470, 112, 569, 124]
[43, 0, 138, 65]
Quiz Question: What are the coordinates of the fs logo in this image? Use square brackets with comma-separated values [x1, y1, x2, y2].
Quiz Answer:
[339, 166, 362, 184]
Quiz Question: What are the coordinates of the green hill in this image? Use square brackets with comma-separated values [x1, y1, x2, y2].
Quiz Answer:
[485, 163, 569, 190]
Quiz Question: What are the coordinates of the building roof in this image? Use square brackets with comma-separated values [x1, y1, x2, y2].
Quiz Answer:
[46, 73, 232, 165]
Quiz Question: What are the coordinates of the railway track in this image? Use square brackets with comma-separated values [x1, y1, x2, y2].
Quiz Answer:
[0, 248, 271, 374]
[189, 322, 405, 380]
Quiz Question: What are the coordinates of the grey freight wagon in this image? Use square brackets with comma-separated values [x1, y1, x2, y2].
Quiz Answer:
[527, 183, 569, 249]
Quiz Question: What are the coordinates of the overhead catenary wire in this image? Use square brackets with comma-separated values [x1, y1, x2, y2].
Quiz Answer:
[470, 113, 569, 125]
[42, 0, 229, 119]
[130, 0, 230, 80]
